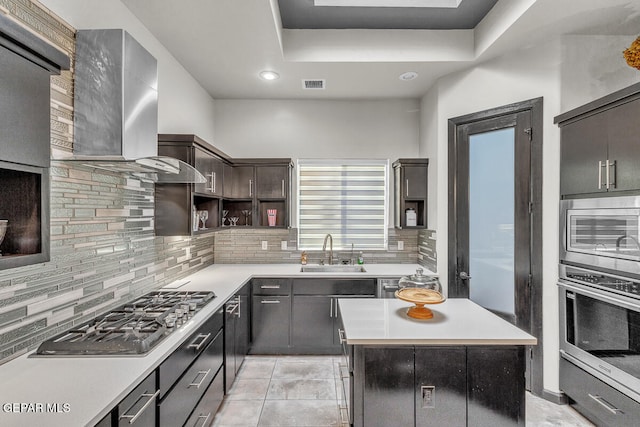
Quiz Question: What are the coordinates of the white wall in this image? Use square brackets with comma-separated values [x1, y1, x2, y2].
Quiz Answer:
[40, 0, 217, 143]
[213, 99, 420, 158]
[420, 39, 563, 393]
[214, 98, 421, 226]
[561, 35, 640, 111]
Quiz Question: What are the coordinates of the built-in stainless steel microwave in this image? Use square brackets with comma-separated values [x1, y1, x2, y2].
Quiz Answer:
[560, 196, 640, 278]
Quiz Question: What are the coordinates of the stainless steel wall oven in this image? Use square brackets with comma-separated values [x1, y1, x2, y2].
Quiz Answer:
[559, 265, 640, 404]
[559, 195, 640, 419]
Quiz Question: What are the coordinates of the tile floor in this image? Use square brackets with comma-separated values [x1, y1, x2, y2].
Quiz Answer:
[212, 355, 594, 427]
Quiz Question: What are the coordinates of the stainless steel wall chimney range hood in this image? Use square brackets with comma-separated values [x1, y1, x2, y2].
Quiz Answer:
[71, 29, 204, 183]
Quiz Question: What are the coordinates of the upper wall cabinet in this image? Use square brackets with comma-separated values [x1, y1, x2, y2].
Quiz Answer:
[0, 15, 69, 270]
[555, 83, 640, 197]
[0, 15, 69, 168]
[393, 159, 428, 229]
[222, 159, 293, 228]
[156, 134, 229, 236]
[155, 135, 293, 234]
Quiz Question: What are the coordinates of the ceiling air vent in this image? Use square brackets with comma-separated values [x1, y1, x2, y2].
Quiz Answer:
[303, 79, 326, 90]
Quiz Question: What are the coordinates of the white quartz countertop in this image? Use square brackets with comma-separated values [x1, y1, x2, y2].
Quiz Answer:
[338, 298, 537, 345]
[0, 263, 425, 427]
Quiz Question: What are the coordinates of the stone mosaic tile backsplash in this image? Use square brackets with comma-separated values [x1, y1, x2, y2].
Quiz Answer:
[214, 227, 421, 265]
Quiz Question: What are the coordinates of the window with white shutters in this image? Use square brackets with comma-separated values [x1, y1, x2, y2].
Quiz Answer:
[297, 159, 388, 250]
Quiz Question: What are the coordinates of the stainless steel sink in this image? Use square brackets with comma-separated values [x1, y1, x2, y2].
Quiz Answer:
[300, 265, 367, 273]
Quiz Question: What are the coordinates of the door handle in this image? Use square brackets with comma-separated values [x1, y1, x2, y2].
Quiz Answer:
[459, 271, 472, 280]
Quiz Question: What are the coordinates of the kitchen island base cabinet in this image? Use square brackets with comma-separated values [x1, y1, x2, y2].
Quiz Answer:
[353, 346, 525, 427]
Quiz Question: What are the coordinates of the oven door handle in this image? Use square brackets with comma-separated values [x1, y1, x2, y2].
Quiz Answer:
[558, 280, 640, 311]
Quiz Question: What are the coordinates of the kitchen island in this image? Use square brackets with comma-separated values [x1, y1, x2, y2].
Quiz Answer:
[338, 298, 537, 427]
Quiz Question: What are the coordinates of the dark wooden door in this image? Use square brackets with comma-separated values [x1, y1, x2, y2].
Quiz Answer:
[448, 98, 543, 396]
[256, 165, 288, 199]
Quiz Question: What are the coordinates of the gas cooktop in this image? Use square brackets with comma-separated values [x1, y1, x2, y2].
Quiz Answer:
[35, 290, 216, 356]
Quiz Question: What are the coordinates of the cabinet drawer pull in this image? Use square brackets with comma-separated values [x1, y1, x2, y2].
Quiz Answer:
[598, 161, 604, 190]
[187, 333, 211, 350]
[338, 328, 347, 344]
[189, 369, 211, 389]
[281, 179, 285, 197]
[261, 300, 281, 304]
[607, 160, 616, 189]
[213, 171, 217, 193]
[206, 172, 214, 192]
[406, 179, 409, 197]
[120, 389, 160, 424]
[249, 179, 253, 197]
[330, 298, 334, 317]
[260, 285, 280, 289]
[588, 393, 623, 415]
[192, 412, 212, 427]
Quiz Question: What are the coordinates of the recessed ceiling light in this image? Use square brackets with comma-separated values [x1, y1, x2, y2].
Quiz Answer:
[399, 71, 418, 81]
[259, 71, 280, 81]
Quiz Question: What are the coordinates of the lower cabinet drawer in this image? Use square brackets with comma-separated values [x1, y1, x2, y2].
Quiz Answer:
[560, 358, 640, 427]
[116, 371, 158, 427]
[184, 367, 224, 427]
[159, 328, 224, 427]
[159, 310, 224, 398]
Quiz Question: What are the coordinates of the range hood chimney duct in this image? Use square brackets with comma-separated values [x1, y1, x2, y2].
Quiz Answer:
[71, 29, 204, 183]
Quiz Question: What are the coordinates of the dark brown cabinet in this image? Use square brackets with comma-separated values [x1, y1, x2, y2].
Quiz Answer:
[352, 345, 525, 427]
[194, 146, 224, 196]
[224, 165, 254, 199]
[393, 158, 428, 229]
[224, 284, 250, 393]
[222, 160, 292, 228]
[256, 165, 289, 199]
[291, 279, 376, 354]
[556, 83, 640, 196]
[0, 15, 68, 271]
[156, 134, 293, 233]
[156, 134, 229, 235]
[115, 371, 158, 427]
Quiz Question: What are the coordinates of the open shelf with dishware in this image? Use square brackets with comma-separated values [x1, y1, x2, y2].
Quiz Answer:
[221, 199, 253, 227]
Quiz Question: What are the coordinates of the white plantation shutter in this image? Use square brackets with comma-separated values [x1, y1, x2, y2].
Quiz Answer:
[297, 159, 388, 250]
